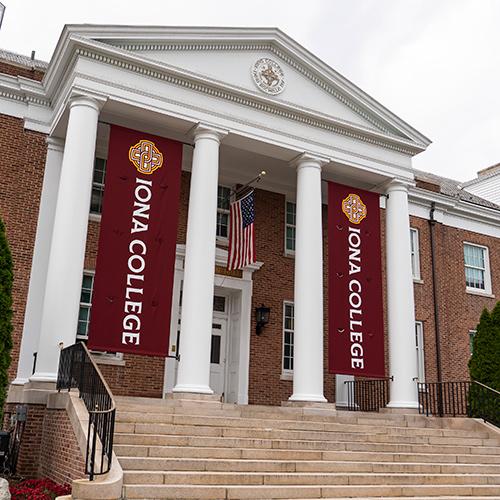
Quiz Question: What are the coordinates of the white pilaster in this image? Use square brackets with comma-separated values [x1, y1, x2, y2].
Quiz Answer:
[385, 180, 419, 408]
[173, 124, 227, 394]
[30, 96, 101, 382]
[289, 154, 327, 403]
[13, 138, 64, 385]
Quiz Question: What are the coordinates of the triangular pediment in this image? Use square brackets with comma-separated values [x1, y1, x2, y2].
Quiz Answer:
[51, 26, 430, 150]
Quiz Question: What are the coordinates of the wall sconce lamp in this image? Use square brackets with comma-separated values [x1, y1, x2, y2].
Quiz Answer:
[255, 304, 271, 335]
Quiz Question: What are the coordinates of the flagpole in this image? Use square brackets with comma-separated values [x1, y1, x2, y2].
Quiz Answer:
[223, 171, 266, 204]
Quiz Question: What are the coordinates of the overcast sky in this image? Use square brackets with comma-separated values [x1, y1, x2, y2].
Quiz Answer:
[1, 0, 499, 181]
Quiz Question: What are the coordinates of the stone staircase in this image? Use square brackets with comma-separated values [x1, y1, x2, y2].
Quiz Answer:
[113, 395, 500, 499]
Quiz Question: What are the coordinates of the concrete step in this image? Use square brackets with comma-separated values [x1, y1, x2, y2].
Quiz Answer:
[114, 421, 497, 447]
[115, 411, 492, 440]
[123, 471, 500, 486]
[117, 456, 500, 474]
[114, 432, 500, 457]
[121, 483, 500, 499]
[114, 443, 500, 464]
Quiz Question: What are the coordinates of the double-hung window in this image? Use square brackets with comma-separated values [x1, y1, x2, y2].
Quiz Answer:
[217, 186, 231, 239]
[77, 273, 95, 341]
[90, 158, 107, 215]
[410, 228, 421, 280]
[285, 201, 296, 254]
[415, 321, 425, 382]
[283, 302, 294, 374]
[464, 243, 492, 294]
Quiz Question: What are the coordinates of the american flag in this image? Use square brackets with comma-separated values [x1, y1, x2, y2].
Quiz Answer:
[227, 190, 256, 270]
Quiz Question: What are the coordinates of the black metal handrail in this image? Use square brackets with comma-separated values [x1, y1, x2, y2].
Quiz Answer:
[343, 377, 391, 412]
[57, 342, 116, 480]
[418, 380, 499, 427]
[468, 381, 500, 427]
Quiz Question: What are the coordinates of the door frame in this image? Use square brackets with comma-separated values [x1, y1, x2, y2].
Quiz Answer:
[163, 245, 261, 404]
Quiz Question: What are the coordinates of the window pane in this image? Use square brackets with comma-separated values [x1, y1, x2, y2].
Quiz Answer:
[217, 212, 229, 238]
[213, 295, 226, 312]
[464, 244, 485, 269]
[217, 186, 230, 210]
[210, 335, 221, 364]
[465, 267, 485, 289]
[286, 202, 296, 225]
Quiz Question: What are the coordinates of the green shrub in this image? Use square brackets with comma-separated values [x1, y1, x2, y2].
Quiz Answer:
[468, 304, 500, 391]
[0, 218, 13, 421]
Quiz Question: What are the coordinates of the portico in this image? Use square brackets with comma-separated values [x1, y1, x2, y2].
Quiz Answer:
[11, 26, 430, 409]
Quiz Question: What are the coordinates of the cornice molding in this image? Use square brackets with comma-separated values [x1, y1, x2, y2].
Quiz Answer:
[0, 75, 50, 107]
[409, 186, 500, 227]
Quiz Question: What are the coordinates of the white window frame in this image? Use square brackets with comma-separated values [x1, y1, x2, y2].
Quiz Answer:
[464, 242, 492, 295]
[77, 270, 123, 363]
[216, 185, 231, 242]
[469, 329, 477, 356]
[410, 228, 421, 281]
[415, 321, 425, 383]
[90, 157, 107, 215]
[282, 301, 294, 379]
[77, 271, 95, 341]
[285, 200, 296, 255]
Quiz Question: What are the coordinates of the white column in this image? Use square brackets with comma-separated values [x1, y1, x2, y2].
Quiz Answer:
[173, 125, 227, 394]
[289, 154, 327, 403]
[13, 138, 64, 384]
[385, 180, 419, 408]
[30, 96, 101, 382]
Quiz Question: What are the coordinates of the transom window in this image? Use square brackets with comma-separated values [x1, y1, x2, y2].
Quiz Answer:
[90, 158, 107, 215]
[464, 243, 491, 293]
[217, 186, 231, 239]
[285, 201, 296, 253]
[410, 228, 421, 280]
[77, 273, 94, 341]
[283, 302, 294, 372]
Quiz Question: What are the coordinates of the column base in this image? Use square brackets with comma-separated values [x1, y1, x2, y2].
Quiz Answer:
[288, 393, 328, 403]
[386, 400, 420, 409]
[29, 372, 57, 383]
[7, 380, 57, 405]
[172, 384, 214, 395]
[11, 377, 29, 386]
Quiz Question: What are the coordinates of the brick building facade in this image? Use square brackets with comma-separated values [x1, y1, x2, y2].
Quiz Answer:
[1, 28, 499, 416]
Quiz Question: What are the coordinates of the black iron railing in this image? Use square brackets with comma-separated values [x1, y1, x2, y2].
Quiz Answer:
[418, 380, 499, 427]
[344, 377, 391, 412]
[57, 342, 115, 480]
[467, 381, 500, 427]
[418, 381, 471, 417]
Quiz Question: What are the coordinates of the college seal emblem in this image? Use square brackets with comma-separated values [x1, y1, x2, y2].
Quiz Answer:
[342, 193, 367, 224]
[251, 58, 286, 95]
[129, 139, 164, 175]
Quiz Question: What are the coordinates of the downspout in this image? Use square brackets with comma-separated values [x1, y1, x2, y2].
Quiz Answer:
[429, 202, 444, 414]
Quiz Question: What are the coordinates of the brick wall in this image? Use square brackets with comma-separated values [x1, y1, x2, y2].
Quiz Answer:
[3, 402, 85, 481]
[0, 114, 46, 381]
[3, 403, 45, 477]
[39, 408, 85, 483]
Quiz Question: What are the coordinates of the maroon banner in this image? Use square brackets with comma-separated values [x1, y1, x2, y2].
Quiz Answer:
[88, 125, 182, 356]
[328, 182, 385, 377]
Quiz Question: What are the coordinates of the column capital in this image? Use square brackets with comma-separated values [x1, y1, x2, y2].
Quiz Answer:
[290, 152, 330, 171]
[68, 94, 105, 113]
[385, 178, 414, 194]
[46, 136, 64, 152]
[190, 123, 228, 144]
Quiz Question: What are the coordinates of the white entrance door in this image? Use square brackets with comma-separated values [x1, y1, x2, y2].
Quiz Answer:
[209, 319, 227, 396]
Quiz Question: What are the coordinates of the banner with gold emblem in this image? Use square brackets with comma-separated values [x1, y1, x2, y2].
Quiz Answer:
[87, 125, 182, 356]
[328, 182, 385, 377]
